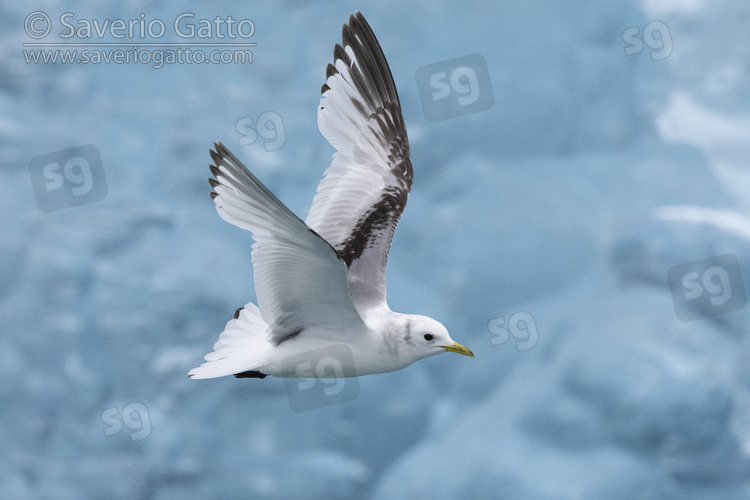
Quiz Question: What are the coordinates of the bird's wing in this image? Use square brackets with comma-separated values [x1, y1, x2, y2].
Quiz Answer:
[305, 12, 412, 314]
[208, 142, 367, 344]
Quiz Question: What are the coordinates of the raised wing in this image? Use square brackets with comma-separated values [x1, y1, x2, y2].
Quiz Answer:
[208, 143, 366, 344]
[306, 12, 413, 314]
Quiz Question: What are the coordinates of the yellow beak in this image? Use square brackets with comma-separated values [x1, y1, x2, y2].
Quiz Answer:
[443, 342, 474, 358]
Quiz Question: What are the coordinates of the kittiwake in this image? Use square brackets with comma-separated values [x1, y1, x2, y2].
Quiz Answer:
[188, 11, 474, 380]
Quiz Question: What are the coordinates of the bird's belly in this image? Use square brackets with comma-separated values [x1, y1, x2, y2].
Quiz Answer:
[262, 337, 404, 378]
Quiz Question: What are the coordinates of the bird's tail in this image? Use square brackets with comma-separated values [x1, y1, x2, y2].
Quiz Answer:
[188, 302, 270, 379]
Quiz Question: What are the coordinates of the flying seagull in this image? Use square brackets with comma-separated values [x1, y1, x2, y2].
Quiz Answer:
[188, 12, 473, 380]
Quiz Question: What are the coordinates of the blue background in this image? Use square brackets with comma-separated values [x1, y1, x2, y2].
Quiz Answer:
[3, 1, 750, 498]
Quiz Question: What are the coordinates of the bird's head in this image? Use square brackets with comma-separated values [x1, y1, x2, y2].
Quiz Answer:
[398, 315, 474, 362]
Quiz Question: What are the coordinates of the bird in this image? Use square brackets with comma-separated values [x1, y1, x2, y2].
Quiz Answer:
[188, 11, 473, 380]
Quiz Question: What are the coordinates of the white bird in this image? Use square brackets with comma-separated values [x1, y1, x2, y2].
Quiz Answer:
[188, 12, 473, 380]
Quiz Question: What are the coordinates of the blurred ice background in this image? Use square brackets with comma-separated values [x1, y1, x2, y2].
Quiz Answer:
[2, 0, 750, 498]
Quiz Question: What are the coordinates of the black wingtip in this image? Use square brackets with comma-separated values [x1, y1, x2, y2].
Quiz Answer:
[208, 162, 221, 199]
[234, 370, 268, 379]
[333, 44, 349, 66]
[214, 141, 229, 156]
[208, 142, 236, 199]
[346, 11, 374, 41]
[348, 12, 363, 31]
[209, 142, 231, 165]
[209, 149, 222, 167]
[325, 62, 337, 80]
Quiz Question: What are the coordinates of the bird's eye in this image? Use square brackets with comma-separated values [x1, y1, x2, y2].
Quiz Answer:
[424, 333, 434, 341]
